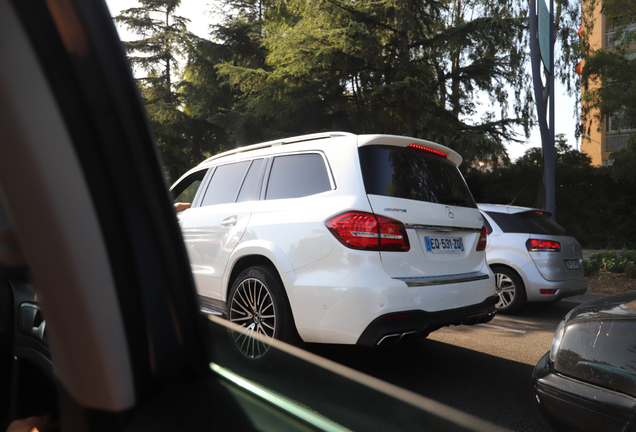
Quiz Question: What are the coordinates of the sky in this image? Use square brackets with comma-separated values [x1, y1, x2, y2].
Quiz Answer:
[105, 0, 581, 161]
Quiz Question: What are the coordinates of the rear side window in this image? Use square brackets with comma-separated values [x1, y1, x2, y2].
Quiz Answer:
[358, 145, 476, 208]
[201, 161, 251, 206]
[266, 154, 332, 200]
[485, 212, 527, 233]
[481, 213, 493, 234]
[237, 159, 264, 203]
[486, 211, 569, 235]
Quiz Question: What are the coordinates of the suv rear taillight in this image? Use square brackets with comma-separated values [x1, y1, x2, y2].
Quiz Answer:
[526, 238, 561, 252]
[326, 211, 410, 252]
[476, 225, 487, 251]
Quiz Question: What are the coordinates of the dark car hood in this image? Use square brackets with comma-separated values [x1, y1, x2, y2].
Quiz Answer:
[565, 291, 636, 324]
[554, 291, 636, 398]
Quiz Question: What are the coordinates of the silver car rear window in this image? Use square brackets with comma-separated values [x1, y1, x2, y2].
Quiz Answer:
[486, 211, 570, 236]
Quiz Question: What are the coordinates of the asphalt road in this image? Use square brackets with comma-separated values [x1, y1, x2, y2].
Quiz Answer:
[305, 297, 600, 432]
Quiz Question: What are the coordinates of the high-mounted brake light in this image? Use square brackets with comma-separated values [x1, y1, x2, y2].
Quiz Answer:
[526, 238, 561, 252]
[326, 211, 410, 252]
[476, 225, 488, 251]
[407, 144, 447, 158]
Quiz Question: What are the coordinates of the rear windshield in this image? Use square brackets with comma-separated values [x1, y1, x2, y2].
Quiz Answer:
[358, 145, 476, 208]
[486, 211, 570, 235]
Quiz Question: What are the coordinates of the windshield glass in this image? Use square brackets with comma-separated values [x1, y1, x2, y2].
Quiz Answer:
[205, 316, 493, 432]
[358, 145, 477, 208]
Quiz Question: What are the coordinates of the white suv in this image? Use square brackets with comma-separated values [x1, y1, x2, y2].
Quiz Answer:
[171, 132, 497, 356]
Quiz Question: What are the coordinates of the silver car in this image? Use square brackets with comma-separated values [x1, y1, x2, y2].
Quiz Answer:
[478, 204, 588, 313]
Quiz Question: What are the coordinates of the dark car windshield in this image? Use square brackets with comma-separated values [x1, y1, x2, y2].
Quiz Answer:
[358, 145, 477, 208]
[486, 211, 570, 236]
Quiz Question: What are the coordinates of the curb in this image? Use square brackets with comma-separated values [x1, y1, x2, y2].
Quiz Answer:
[565, 292, 606, 303]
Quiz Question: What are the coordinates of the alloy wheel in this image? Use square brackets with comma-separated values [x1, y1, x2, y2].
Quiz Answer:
[229, 277, 277, 359]
[494, 272, 516, 309]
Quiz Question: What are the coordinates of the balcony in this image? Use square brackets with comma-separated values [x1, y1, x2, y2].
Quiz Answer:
[606, 134, 633, 151]
[606, 23, 636, 48]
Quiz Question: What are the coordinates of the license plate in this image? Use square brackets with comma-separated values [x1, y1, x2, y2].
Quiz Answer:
[566, 260, 580, 269]
[425, 236, 464, 254]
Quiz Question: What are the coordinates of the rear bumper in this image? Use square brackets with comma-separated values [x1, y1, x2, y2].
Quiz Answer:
[522, 262, 588, 302]
[289, 248, 497, 345]
[533, 352, 636, 432]
[356, 295, 498, 346]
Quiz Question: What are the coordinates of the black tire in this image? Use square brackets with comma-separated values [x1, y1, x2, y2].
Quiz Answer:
[491, 265, 526, 314]
[227, 265, 298, 359]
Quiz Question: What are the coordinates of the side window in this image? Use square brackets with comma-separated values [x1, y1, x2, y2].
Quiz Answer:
[237, 159, 264, 203]
[519, 212, 570, 236]
[265, 154, 331, 200]
[200, 161, 251, 207]
[485, 211, 526, 233]
[172, 169, 208, 205]
[481, 213, 493, 234]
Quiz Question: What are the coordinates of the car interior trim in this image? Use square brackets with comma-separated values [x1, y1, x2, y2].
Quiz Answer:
[211, 362, 349, 432]
[0, 0, 136, 410]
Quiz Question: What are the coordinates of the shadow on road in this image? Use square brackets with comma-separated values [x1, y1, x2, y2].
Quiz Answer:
[514, 299, 582, 321]
[306, 338, 553, 432]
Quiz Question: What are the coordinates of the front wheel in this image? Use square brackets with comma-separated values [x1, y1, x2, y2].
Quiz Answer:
[491, 266, 526, 314]
[228, 266, 297, 359]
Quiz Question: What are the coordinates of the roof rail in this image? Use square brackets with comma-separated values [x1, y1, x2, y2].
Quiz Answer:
[200, 132, 354, 165]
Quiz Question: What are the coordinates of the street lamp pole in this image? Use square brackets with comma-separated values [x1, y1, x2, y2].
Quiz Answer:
[530, 0, 556, 220]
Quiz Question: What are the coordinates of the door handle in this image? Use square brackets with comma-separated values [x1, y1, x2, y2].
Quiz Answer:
[221, 215, 238, 227]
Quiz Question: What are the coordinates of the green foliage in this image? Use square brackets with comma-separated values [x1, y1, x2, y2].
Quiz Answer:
[585, 251, 636, 274]
[465, 136, 636, 249]
[113, 0, 582, 180]
[609, 141, 636, 184]
[190, 0, 535, 162]
[626, 263, 636, 279]
[621, 251, 636, 263]
[115, 0, 224, 180]
[589, 251, 618, 262]
[583, 259, 602, 276]
[603, 257, 628, 273]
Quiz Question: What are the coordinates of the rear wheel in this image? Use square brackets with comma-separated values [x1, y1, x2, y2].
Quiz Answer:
[491, 266, 526, 314]
[228, 266, 297, 359]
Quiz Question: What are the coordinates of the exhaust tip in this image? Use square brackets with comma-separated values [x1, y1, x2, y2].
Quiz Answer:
[377, 330, 418, 346]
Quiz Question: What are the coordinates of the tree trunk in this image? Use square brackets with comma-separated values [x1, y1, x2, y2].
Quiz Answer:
[401, 29, 415, 137]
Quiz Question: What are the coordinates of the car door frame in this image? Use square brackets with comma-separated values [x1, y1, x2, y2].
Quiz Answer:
[1, 1, 505, 431]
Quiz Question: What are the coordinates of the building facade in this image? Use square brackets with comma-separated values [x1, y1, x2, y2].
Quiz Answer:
[580, 0, 635, 166]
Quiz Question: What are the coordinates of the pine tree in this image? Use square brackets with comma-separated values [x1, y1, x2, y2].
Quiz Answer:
[115, 0, 220, 180]
[179, 0, 280, 147]
[210, 0, 534, 164]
